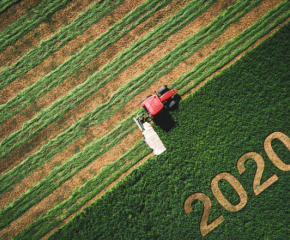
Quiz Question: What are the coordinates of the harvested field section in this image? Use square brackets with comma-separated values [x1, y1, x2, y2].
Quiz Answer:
[0, 129, 143, 239]
[0, 0, 211, 182]
[0, 0, 146, 104]
[0, 0, 96, 68]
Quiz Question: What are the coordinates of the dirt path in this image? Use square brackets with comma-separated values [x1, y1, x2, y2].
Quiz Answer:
[0, 0, 190, 174]
[0, 0, 96, 69]
[0, 0, 288, 238]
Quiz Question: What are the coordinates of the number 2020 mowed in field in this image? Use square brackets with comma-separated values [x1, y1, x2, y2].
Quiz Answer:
[184, 131, 290, 237]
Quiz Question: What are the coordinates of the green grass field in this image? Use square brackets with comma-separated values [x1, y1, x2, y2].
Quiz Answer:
[46, 20, 290, 239]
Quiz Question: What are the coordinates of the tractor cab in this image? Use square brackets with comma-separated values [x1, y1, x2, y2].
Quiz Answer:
[141, 95, 163, 117]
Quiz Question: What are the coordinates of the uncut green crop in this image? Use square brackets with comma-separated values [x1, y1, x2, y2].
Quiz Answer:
[0, 0, 125, 90]
[46, 20, 290, 240]
[0, 0, 72, 52]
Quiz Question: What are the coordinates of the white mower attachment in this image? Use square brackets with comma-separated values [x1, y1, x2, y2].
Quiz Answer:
[133, 110, 166, 155]
[142, 122, 166, 155]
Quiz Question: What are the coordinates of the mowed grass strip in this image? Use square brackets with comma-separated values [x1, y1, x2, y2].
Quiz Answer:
[0, 0, 270, 196]
[0, 0, 214, 166]
[0, 0, 125, 91]
[13, 140, 152, 240]
[0, 0, 284, 231]
[0, 0, 21, 13]
[46, 19, 290, 240]
[0, 0, 72, 53]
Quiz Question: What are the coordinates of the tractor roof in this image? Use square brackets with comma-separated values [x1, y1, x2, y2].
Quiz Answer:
[142, 95, 163, 116]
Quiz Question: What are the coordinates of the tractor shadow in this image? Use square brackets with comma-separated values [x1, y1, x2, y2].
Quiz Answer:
[152, 94, 181, 132]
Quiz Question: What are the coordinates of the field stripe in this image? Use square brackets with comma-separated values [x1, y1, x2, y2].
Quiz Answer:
[0, 0, 72, 53]
[0, 0, 213, 160]
[0, 0, 102, 72]
[0, 0, 21, 13]
[0, 0, 257, 196]
[0, 0, 125, 91]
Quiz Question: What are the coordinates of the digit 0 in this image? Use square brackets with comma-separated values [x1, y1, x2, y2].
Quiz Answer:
[264, 132, 290, 171]
[211, 172, 247, 212]
[237, 152, 278, 196]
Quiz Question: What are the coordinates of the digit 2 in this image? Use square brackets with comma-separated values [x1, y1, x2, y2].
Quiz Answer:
[184, 192, 225, 237]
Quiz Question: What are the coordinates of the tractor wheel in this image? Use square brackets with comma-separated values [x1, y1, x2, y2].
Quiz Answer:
[157, 85, 169, 95]
[140, 95, 151, 104]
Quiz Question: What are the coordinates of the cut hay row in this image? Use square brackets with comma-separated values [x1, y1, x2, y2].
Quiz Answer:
[1, 1, 289, 237]
[0, 0, 251, 195]
[0, 0, 289, 239]
[0, 0, 72, 52]
[0, 0, 21, 13]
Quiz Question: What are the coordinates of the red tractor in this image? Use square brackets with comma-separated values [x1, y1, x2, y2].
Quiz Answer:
[134, 85, 178, 131]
